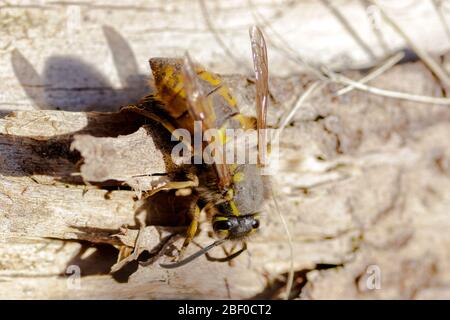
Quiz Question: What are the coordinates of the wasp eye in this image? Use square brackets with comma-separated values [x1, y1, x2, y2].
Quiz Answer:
[213, 220, 233, 231]
[252, 219, 260, 229]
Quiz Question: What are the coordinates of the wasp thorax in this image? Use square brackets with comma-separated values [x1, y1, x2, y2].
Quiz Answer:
[212, 214, 259, 239]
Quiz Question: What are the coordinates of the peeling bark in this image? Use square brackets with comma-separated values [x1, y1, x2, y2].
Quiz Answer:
[1, 0, 450, 299]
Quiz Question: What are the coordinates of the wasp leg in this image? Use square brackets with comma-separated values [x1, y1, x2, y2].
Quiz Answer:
[204, 242, 247, 263]
[121, 103, 177, 134]
[220, 243, 237, 266]
[222, 243, 237, 256]
[178, 204, 201, 260]
[112, 210, 147, 270]
[142, 175, 199, 199]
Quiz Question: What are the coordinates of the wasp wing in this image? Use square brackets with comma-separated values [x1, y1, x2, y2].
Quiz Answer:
[182, 53, 232, 190]
[249, 26, 269, 166]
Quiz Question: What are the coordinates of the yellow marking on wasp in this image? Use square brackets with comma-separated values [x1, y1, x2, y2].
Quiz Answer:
[198, 70, 237, 107]
[213, 216, 229, 222]
[233, 114, 254, 129]
[229, 200, 240, 216]
[229, 164, 238, 172]
[160, 66, 186, 98]
[198, 70, 221, 86]
[218, 126, 228, 145]
[224, 190, 240, 215]
[212, 216, 231, 235]
[226, 189, 234, 200]
[232, 172, 244, 184]
[217, 86, 237, 107]
[160, 66, 175, 92]
[218, 229, 230, 236]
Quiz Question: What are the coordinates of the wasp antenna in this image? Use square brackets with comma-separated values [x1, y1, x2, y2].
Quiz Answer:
[205, 242, 247, 262]
[268, 180, 294, 300]
[159, 239, 226, 269]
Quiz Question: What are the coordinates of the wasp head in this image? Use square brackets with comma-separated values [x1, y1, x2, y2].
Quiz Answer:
[210, 164, 264, 239]
[212, 214, 260, 239]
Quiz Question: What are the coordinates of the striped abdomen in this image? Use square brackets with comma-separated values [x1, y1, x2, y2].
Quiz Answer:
[149, 58, 253, 136]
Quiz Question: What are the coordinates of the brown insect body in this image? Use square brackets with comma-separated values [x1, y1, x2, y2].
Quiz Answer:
[123, 26, 270, 267]
[149, 57, 264, 238]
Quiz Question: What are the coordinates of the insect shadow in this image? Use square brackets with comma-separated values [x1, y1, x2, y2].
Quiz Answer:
[11, 26, 149, 112]
[2, 25, 164, 181]
[58, 238, 150, 283]
[56, 237, 154, 283]
[60, 241, 120, 277]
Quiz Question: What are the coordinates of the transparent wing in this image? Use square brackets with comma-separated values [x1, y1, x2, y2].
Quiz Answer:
[182, 53, 232, 189]
[249, 26, 269, 166]
[182, 53, 216, 129]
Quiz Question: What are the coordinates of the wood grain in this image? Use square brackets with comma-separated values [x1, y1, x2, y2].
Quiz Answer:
[1, 0, 450, 299]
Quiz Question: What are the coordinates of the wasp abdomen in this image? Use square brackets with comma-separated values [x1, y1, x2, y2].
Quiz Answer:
[149, 58, 252, 134]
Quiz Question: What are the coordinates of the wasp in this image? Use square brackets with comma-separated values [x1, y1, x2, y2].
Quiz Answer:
[122, 26, 271, 268]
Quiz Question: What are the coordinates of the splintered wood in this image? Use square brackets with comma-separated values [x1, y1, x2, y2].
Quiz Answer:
[2, 60, 450, 298]
[1, 0, 450, 299]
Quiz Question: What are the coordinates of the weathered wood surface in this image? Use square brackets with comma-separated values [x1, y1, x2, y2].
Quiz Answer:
[1, 0, 450, 299]
[2, 0, 450, 112]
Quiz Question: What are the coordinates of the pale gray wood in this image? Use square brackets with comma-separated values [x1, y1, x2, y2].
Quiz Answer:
[1, 0, 450, 299]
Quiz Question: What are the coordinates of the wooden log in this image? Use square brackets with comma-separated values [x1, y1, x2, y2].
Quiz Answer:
[1, 0, 450, 299]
